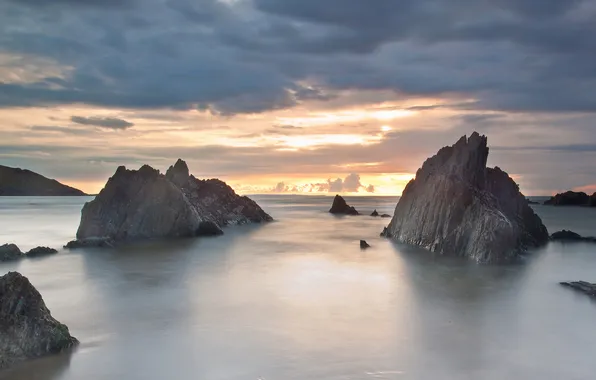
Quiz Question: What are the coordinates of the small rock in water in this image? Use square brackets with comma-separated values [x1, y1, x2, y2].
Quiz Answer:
[550, 230, 596, 243]
[329, 195, 359, 215]
[560, 281, 596, 297]
[25, 246, 58, 258]
[0, 244, 24, 262]
[360, 240, 371, 249]
[370, 209, 379, 217]
[381, 214, 391, 218]
[0, 272, 78, 369]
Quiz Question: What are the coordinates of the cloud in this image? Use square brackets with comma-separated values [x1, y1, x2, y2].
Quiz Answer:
[29, 125, 92, 135]
[71, 116, 134, 130]
[326, 173, 374, 193]
[366, 184, 375, 193]
[328, 177, 343, 192]
[272, 182, 287, 192]
[0, 0, 594, 113]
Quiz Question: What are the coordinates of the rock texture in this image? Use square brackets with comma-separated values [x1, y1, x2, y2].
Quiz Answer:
[551, 230, 596, 243]
[0, 165, 86, 196]
[382, 132, 549, 263]
[329, 195, 359, 215]
[72, 159, 272, 244]
[544, 191, 596, 206]
[25, 247, 58, 257]
[560, 281, 596, 298]
[0, 244, 24, 262]
[0, 272, 78, 369]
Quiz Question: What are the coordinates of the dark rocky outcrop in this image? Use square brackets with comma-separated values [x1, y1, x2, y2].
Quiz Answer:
[360, 240, 371, 249]
[550, 230, 596, 243]
[0, 165, 86, 196]
[382, 132, 549, 263]
[25, 247, 58, 258]
[370, 209, 391, 218]
[370, 209, 379, 217]
[527, 198, 540, 205]
[70, 159, 271, 245]
[329, 195, 359, 215]
[381, 214, 391, 218]
[64, 238, 115, 249]
[0, 272, 78, 369]
[0, 244, 24, 261]
[544, 191, 596, 207]
[560, 281, 596, 298]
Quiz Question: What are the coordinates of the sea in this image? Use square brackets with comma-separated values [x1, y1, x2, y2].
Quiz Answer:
[1, 195, 596, 380]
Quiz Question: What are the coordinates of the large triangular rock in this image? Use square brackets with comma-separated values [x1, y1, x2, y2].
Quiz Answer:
[382, 132, 549, 263]
[329, 195, 359, 215]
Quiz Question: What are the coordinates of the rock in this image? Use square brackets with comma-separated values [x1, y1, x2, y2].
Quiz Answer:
[195, 221, 224, 236]
[64, 237, 115, 249]
[560, 281, 596, 298]
[0, 244, 24, 261]
[550, 230, 596, 243]
[370, 209, 379, 217]
[71, 159, 272, 245]
[544, 191, 594, 206]
[25, 247, 58, 258]
[360, 240, 371, 249]
[380, 227, 389, 237]
[0, 165, 87, 196]
[527, 198, 540, 205]
[381, 214, 391, 218]
[382, 132, 549, 263]
[329, 195, 359, 215]
[0, 272, 78, 369]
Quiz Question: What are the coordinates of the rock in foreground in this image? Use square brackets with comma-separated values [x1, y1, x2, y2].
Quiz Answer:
[73, 159, 271, 244]
[0, 272, 78, 369]
[544, 191, 596, 207]
[382, 132, 549, 263]
[329, 195, 359, 215]
[560, 281, 596, 298]
[551, 230, 596, 243]
[0, 244, 24, 261]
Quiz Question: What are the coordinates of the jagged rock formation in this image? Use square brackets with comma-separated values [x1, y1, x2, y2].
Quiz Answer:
[25, 247, 58, 257]
[0, 165, 86, 196]
[72, 159, 272, 244]
[382, 132, 549, 263]
[0, 272, 78, 369]
[0, 244, 24, 261]
[329, 195, 359, 215]
[551, 230, 596, 243]
[560, 281, 596, 298]
[544, 191, 596, 206]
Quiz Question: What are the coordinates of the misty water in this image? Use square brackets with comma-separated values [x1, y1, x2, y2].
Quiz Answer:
[1, 195, 596, 380]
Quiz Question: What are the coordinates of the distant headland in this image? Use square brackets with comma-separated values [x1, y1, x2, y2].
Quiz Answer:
[0, 165, 87, 196]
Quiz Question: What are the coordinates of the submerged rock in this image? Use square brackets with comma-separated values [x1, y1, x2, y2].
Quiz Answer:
[382, 132, 549, 263]
[544, 191, 595, 206]
[0, 272, 78, 369]
[381, 214, 391, 218]
[329, 195, 359, 215]
[0, 244, 24, 261]
[25, 247, 58, 258]
[551, 230, 596, 243]
[560, 281, 596, 298]
[360, 240, 371, 249]
[72, 159, 271, 245]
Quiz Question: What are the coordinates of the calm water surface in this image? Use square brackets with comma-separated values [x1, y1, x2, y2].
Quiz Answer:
[1, 195, 596, 380]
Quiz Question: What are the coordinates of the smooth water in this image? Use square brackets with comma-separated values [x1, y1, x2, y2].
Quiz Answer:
[1, 195, 596, 380]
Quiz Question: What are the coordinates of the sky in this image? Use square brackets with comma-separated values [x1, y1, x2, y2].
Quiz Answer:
[1, 0, 596, 196]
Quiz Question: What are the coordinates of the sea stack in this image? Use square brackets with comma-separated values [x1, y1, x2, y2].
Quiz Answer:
[329, 195, 359, 215]
[0, 272, 78, 369]
[382, 132, 549, 263]
[71, 159, 272, 245]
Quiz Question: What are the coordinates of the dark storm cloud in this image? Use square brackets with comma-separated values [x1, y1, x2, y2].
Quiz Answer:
[71, 116, 134, 129]
[1, 0, 596, 113]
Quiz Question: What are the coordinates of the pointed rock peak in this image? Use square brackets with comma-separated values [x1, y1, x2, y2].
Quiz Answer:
[166, 159, 190, 186]
[329, 194, 359, 215]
